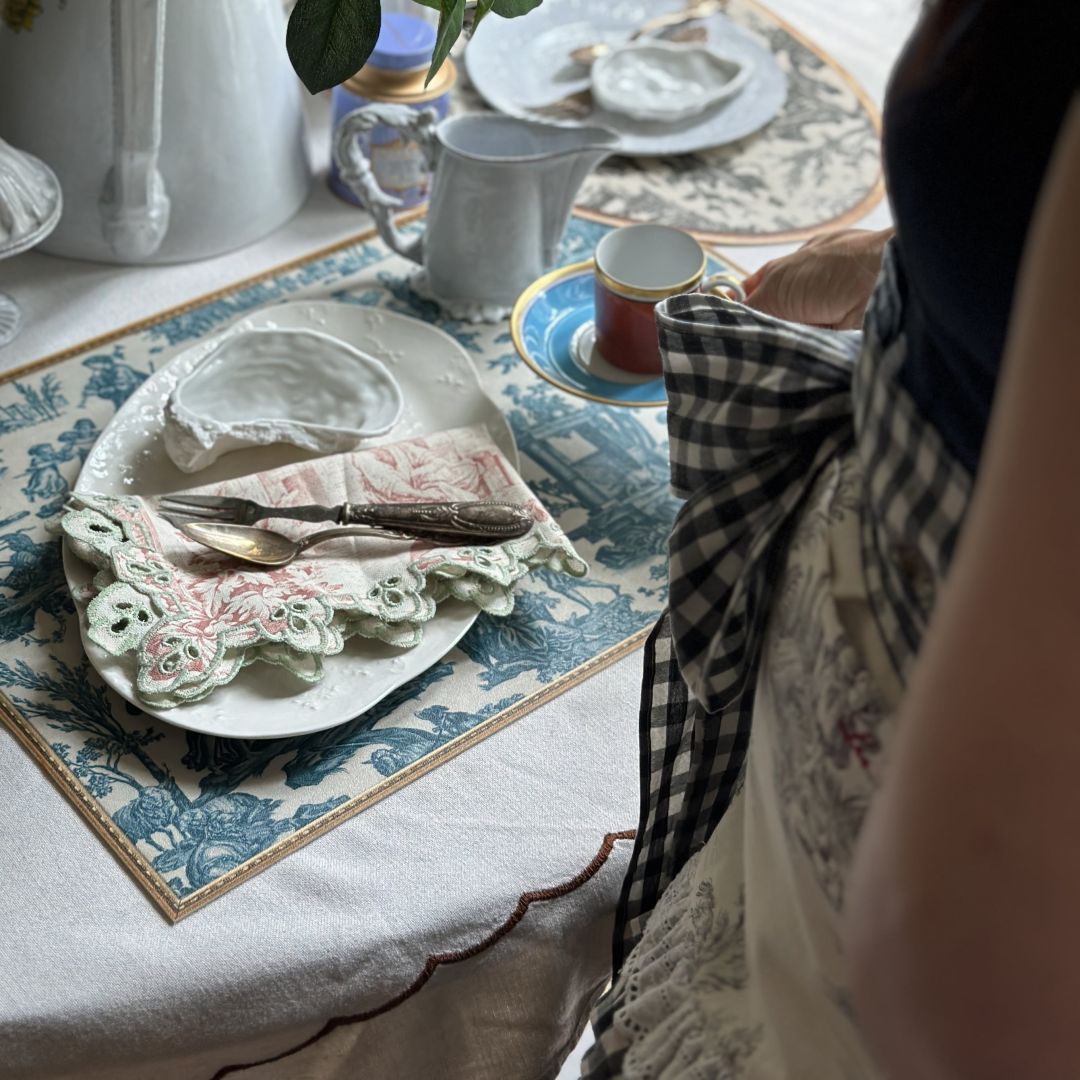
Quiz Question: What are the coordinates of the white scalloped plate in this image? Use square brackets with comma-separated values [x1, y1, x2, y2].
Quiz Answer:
[465, 0, 787, 155]
[64, 300, 518, 740]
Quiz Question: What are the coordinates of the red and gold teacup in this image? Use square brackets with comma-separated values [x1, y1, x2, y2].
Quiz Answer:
[594, 224, 744, 375]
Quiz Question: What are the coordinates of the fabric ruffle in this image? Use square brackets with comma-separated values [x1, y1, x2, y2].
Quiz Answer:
[610, 839, 763, 1079]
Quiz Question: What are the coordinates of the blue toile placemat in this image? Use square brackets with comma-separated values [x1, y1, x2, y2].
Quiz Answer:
[464, 0, 885, 245]
[0, 215, 740, 920]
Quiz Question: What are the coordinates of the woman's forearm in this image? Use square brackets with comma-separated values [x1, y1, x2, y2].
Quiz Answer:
[846, 95, 1080, 1079]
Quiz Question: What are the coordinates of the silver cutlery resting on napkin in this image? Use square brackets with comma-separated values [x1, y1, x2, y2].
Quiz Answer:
[157, 494, 534, 544]
[178, 521, 514, 567]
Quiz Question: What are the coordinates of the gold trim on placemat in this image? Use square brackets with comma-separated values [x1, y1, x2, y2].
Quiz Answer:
[573, 0, 886, 247]
[0, 625, 650, 921]
[0, 218, 417, 385]
[0, 694, 184, 917]
[0, 221, 661, 920]
[174, 626, 651, 920]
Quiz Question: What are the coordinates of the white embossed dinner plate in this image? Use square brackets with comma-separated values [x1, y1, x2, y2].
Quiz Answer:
[64, 300, 517, 739]
[464, 0, 787, 156]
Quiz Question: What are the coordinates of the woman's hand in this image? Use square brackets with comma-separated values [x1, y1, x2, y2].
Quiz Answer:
[742, 227, 894, 329]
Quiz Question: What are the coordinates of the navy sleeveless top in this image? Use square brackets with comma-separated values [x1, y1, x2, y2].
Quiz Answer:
[884, 1, 1079, 475]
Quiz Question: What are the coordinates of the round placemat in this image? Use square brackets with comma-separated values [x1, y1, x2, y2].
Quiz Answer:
[576, 0, 883, 243]
[461, 0, 883, 245]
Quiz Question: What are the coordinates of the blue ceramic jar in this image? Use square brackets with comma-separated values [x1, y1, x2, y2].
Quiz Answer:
[329, 13, 455, 210]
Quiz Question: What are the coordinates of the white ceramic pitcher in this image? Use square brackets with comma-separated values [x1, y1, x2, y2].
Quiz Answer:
[334, 105, 617, 321]
[0, 0, 310, 264]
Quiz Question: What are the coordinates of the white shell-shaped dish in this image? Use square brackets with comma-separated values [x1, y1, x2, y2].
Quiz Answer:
[163, 327, 404, 473]
[67, 299, 517, 739]
[0, 137, 62, 259]
[591, 40, 753, 124]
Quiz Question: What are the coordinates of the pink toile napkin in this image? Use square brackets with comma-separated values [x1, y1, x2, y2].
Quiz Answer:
[62, 424, 586, 708]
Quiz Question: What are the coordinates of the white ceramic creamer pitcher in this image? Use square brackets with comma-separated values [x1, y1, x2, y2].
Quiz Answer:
[0, 0, 310, 264]
[334, 105, 617, 321]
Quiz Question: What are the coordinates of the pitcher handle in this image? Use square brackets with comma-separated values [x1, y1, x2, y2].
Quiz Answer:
[332, 104, 441, 266]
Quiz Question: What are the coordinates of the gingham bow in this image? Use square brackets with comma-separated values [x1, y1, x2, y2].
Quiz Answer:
[658, 296, 862, 714]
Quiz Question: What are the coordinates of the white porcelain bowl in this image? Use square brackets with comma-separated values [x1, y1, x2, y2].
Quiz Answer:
[0, 137, 62, 259]
[163, 327, 404, 473]
[591, 40, 753, 124]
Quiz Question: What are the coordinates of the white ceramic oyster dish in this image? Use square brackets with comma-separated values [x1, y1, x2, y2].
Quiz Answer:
[163, 326, 404, 472]
[465, 0, 787, 156]
[64, 299, 518, 740]
[592, 40, 753, 124]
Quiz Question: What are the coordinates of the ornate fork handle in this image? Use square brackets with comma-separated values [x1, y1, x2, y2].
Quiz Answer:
[340, 500, 533, 541]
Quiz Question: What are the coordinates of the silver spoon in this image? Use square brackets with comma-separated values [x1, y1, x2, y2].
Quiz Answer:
[179, 520, 528, 569]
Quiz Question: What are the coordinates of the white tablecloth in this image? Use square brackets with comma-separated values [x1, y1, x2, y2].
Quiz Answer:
[0, 3, 916, 1077]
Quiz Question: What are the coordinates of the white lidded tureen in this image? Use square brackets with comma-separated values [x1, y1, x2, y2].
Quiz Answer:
[163, 327, 405, 473]
[0, 136, 62, 347]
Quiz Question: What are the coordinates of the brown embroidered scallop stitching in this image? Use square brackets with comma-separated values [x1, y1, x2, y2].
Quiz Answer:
[211, 829, 636, 1079]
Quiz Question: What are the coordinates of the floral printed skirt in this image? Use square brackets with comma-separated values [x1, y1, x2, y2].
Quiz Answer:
[587, 452, 900, 1079]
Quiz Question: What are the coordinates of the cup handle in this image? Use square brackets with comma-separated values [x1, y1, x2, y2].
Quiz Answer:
[332, 103, 441, 266]
[699, 272, 746, 301]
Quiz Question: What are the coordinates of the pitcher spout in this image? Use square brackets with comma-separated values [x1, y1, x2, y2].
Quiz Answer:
[561, 124, 620, 194]
[536, 124, 619, 265]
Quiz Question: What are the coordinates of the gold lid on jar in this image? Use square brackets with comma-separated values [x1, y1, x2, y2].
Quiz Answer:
[343, 58, 457, 105]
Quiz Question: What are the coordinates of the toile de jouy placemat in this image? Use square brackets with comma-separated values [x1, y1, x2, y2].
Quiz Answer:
[462, 0, 883, 245]
[0, 215, 729, 920]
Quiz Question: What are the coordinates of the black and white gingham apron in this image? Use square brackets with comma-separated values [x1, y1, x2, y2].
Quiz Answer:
[585, 245, 973, 1076]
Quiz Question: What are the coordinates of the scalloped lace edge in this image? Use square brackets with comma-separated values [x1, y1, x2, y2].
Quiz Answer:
[62, 495, 588, 708]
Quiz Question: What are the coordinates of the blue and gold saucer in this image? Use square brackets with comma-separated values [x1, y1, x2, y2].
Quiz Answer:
[511, 256, 731, 408]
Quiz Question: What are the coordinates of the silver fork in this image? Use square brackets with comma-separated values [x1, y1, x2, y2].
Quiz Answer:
[155, 493, 534, 543]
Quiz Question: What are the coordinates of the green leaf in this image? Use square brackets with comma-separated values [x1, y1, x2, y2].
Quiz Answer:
[412, 0, 540, 13]
[489, 0, 542, 16]
[424, 0, 465, 87]
[286, 0, 382, 96]
[469, 0, 495, 31]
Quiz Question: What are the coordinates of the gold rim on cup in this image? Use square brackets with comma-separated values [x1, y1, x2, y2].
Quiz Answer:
[593, 251, 709, 303]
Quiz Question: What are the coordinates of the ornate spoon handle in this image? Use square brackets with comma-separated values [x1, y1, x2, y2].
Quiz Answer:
[340, 500, 533, 542]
